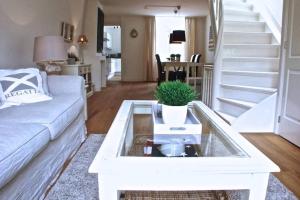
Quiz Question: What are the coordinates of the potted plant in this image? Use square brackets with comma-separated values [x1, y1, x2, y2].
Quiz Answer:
[175, 54, 181, 61]
[67, 53, 79, 64]
[155, 81, 198, 124]
[170, 54, 176, 61]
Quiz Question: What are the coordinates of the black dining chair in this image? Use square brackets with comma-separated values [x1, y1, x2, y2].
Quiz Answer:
[189, 54, 202, 76]
[155, 54, 176, 85]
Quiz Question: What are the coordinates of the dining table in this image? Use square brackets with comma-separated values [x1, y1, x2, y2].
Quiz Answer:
[161, 61, 203, 88]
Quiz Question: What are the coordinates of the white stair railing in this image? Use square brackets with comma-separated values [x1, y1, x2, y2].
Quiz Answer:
[209, 0, 224, 49]
[202, 64, 214, 108]
[209, 0, 225, 110]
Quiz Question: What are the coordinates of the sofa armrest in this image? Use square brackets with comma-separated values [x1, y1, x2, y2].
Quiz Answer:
[48, 75, 85, 98]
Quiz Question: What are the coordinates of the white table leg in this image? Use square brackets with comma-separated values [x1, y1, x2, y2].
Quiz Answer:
[165, 65, 169, 81]
[98, 179, 120, 200]
[248, 173, 269, 200]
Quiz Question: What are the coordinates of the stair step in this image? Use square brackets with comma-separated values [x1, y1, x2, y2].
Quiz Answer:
[224, 21, 266, 32]
[220, 84, 277, 93]
[223, 57, 280, 62]
[221, 70, 279, 88]
[224, 32, 273, 44]
[224, 9, 260, 21]
[218, 97, 256, 109]
[215, 111, 237, 125]
[222, 70, 279, 76]
[223, 0, 250, 6]
[222, 57, 280, 72]
[224, 9, 258, 16]
[224, 5, 253, 12]
[223, 44, 280, 57]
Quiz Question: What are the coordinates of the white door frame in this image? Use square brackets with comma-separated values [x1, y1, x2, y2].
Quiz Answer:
[275, 0, 289, 133]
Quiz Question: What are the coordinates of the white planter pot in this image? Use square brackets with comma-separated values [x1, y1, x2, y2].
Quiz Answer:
[162, 104, 188, 125]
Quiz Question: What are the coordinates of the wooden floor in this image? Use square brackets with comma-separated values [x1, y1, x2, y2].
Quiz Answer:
[87, 81, 156, 133]
[87, 82, 300, 198]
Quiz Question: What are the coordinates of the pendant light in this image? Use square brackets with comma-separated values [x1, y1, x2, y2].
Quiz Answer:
[172, 30, 186, 42]
[169, 33, 182, 44]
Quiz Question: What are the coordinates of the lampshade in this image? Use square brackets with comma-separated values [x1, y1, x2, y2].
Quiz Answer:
[33, 36, 67, 62]
[172, 30, 186, 42]
[169, 33, 182, 44]
[78, 34, 88, 44]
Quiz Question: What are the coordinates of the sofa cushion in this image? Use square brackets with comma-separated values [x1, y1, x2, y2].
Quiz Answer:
[0, 94, 84, 140]
[0, 123, 50, 188]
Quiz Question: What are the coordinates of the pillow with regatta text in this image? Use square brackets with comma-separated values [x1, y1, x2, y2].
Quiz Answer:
[0, 68, 52, 108]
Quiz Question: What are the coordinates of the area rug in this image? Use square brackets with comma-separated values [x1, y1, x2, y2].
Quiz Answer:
[45, 134, 298, 200]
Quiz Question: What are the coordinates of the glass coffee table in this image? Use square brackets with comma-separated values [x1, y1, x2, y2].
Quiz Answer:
[89, 100, 279, 200]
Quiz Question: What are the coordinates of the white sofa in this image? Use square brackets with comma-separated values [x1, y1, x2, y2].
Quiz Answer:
[0, 75, 86, 200]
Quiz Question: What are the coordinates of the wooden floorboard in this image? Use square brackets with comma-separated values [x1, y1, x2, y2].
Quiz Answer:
[242, 133, 300, 198]
[87, 81, 300, 198]
[87, 81, 156, 133]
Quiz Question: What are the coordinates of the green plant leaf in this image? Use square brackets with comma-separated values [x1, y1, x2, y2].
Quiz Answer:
[154, 81, 198, 106]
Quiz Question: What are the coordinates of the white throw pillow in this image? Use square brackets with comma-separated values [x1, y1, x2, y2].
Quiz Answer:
[40, 71, 51, 96]
[0, 68, 52, 108]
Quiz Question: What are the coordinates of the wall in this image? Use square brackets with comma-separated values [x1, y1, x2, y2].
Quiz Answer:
[262, 0, 283, 27]
[248, 0, 283, 42]
[121, 16, 146, 82]
[0, 0, 85, 68]
[105, 15, 210, 81]
[195, 17, 206, 63]
[83, 0, 106, 91]
[104, 16, 122, 26]
[68, 0, 87, 41]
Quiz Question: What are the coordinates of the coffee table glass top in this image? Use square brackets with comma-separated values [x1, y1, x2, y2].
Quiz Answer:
[120, 102, 249, 158]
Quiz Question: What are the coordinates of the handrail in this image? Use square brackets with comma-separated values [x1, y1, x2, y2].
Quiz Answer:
[202, 64, 214, 108]
[209, 0, 224, 110]
[209, 0, 224, 52]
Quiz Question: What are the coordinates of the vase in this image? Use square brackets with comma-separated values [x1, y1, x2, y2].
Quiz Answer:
[162, 104, 188, 124]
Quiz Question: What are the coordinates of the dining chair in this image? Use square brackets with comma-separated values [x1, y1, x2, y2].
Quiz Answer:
[190, 54, 202, 76]
[187, 54, 202, 92]
[155, 54, 176, 85]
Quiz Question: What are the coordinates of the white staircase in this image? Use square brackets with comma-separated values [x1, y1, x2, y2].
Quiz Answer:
[214, 0, 280, 132]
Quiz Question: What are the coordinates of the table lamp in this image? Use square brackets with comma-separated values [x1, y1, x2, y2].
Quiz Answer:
[77, 34, 88, 64]
[33, 36, 67, 74]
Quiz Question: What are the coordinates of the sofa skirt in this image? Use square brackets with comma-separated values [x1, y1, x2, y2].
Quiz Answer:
[0, 111, 86, 200]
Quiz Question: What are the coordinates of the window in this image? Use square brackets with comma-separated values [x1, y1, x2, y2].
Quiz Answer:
[156, 17, 185, 61]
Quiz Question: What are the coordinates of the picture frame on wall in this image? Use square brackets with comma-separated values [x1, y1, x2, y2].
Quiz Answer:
[61, 22, 74, 43]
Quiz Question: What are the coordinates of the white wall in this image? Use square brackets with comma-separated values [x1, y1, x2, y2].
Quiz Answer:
[0, 0, 86, 68]
[121, 16, 146, 82]
[262, 0, 283, 27]
[248, 0, 283, 42]
[104, 16, 122, 26]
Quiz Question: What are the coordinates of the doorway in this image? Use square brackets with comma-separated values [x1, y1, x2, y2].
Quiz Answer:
[104, 26, 122, 81]
[277, 0, 300, 147]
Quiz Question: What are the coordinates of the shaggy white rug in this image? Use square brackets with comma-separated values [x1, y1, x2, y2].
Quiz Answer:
[45, 134, 298, 200]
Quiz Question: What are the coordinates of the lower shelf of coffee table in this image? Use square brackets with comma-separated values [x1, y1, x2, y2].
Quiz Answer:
[123, 190, 228, 200]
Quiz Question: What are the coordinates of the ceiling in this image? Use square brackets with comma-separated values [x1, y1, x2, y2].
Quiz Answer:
[99, 0, 209, 17]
